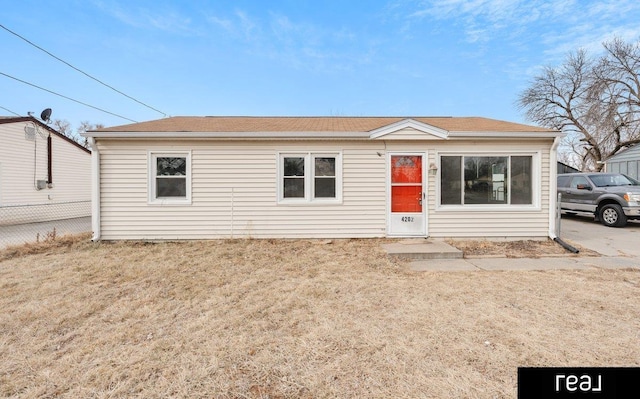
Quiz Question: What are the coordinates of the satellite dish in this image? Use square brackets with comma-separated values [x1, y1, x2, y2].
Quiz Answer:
[40, 108, 52, 123]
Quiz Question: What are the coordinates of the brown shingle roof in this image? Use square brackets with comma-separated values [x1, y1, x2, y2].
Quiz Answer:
[96, 116, 554, 133]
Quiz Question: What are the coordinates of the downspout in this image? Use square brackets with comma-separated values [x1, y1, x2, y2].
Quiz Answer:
[548, 136, 560, 240]
[548, 136, 579, 252]
[47, 133, 52, 186]
[88, 137, 101, 241]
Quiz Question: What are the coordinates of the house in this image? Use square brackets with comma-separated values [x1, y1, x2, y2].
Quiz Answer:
[557, 161, 580, 174]
[605, 145, 640, 180]
[0, 116, 91, 225]
[82, 116, 563, 241]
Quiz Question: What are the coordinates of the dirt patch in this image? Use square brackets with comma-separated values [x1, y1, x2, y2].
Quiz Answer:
[1, 235, 637, 398]
[446, 238, 600, 258]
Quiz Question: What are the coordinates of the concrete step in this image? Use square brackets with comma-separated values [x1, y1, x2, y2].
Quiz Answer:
[382, 239, 463, 260]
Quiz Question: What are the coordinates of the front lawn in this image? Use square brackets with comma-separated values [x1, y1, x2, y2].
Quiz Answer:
[1, 237, 638, 398]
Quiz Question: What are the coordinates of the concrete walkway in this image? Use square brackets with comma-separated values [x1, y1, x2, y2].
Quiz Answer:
[407, 255, 640, 272]
[383, 216, 640, 271]
[382, 239, 462, 260]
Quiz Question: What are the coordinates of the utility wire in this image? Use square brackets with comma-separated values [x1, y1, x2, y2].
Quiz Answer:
[0, 105, 21, 116]
[1, 71, 138, 123]
[0, 23, 167, 117]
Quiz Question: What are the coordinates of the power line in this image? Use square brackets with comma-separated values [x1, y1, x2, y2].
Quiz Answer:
[0, 23, 167, 117]
[0, 105, 21, 116]
[0, 71, 138, 123]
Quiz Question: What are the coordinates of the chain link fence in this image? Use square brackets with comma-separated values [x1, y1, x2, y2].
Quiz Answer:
[0, 200, 91, 248]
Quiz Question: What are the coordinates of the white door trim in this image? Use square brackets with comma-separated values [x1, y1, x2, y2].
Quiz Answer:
[386, 152, 427, 237]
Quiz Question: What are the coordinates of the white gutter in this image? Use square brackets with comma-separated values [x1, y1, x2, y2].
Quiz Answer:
[448, 131, 562, 138]
[88, 137, 101, 241]
[82, 131, 372, 139]
[82, 130, 561, 140]
[548, 136, 561, 239]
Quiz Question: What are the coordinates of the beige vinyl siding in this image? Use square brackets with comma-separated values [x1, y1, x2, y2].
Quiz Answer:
[98, 139, 387, 240]
[97, 136, 555, 240]
[0, 121, 90, 224]
[424, 140, 552, 238]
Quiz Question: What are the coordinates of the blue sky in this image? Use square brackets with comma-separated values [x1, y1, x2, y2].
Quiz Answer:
[2, 0, 640, 130]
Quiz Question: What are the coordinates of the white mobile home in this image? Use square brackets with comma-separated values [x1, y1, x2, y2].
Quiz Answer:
[0, 116, 91, 225]
[83, 116, 563, 240]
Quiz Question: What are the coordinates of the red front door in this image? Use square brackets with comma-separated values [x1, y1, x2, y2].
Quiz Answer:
[389, 154, 426, 236]
[391, 155, 423, 212]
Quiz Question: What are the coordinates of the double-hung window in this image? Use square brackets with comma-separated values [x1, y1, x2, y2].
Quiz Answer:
[279, 153, 341, 203]
[440, 154, 535, 207]
[149, 152, 191, 204]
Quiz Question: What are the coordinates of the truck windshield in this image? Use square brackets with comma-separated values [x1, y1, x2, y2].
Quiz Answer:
[588, 174, 640, 187]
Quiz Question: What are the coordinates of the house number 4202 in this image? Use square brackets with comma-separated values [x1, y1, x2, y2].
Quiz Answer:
[401, 217, 415, 222]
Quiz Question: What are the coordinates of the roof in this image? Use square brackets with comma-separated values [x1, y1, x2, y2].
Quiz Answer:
[606, 144, 640, 162]
[0, 116, 91, 153]
[95, 116, 555, 134]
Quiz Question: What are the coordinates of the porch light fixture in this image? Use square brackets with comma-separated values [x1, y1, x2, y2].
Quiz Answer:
[429, 162, 438, 176]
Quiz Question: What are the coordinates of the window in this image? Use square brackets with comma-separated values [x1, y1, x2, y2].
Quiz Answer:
[557, 175, 571, 188]
[279, 153, 341, 203]
[440, 155, 534, 206]
[149, 152, 191, 204]
[283, 157, 305, 198]
[314, 157, 337, 198]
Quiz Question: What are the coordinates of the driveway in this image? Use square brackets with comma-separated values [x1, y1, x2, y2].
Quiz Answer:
[0, 217, 91, 249]
[559, 213, 640, 257]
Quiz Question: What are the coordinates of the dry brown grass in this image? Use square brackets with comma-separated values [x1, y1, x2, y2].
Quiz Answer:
[446, 239, 600, 258]
[1, 235, 639, 398]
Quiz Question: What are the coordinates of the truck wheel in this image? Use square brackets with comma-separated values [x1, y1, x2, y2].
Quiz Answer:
[599, 204, 627, 227]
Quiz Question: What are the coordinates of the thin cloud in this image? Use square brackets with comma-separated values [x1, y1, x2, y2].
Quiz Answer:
[208, 15, 233, 32]
[93, 0, 195, 35]
[408, 0, 544, 43]
[235, 10, 260, 42]
[206, 9, 369, 74]
[401, 0, 640, 52]
[539, 0, 640, 59]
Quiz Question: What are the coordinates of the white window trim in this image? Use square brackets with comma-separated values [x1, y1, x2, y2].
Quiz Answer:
[436, 151, 541, 212]
[277, 152, 343, 205]
[148, 151, 192, 205]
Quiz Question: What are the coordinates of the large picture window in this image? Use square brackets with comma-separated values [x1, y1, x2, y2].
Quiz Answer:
[440, 155, 533, 206]
[149, 152, 191, 204]
[279, 153, 341, 203]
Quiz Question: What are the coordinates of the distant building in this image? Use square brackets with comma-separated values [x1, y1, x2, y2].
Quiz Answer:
[0, 116, 91, 225]
[557, 162, 580, 174]
[605, 145, 640, 180]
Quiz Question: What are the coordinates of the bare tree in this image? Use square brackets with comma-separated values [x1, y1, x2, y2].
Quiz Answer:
[51, 119, 103, 148]
[590, 38, 640, 157]
[518, 38, 640, 171]
[77, 121, 104, 147]
[51, 119, 73, 138]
